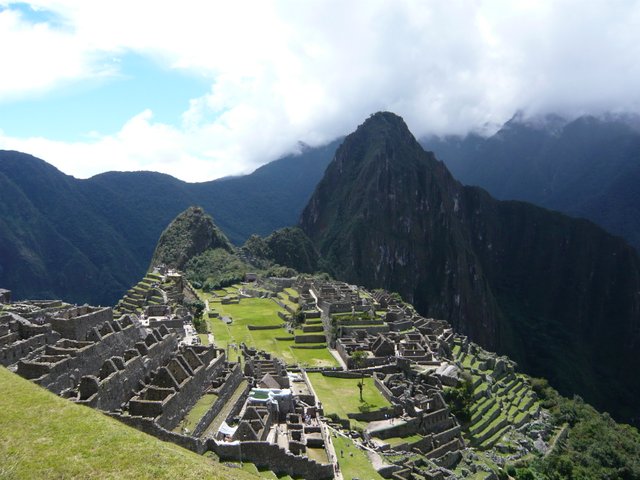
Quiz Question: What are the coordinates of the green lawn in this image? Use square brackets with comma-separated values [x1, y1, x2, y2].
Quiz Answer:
[307, 373, 391, 423]
[197, 290, 337, 368]
[0, 367, 255, 480]
[333, 435, 384, 480]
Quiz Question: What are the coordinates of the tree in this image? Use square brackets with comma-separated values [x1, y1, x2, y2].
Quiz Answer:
[186, 300, 205, 319]
[351, 350, 368, 402]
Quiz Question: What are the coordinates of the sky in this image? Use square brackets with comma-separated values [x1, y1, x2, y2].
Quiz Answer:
[1, 1, 640, 182]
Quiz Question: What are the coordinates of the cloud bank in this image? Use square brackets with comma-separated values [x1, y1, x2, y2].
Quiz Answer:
[1, 0, 640, 181]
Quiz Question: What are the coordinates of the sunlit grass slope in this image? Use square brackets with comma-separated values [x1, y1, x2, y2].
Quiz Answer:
[0, 367, 256, 480]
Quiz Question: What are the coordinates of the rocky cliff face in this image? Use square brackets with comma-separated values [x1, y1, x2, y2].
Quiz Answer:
[423, 113, 640, 251]
[300, 112, 640, 424]
[150, 206, 233, 270]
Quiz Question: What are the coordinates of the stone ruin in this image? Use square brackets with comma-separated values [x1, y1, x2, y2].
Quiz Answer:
[1, 274, 548, 480]
[0, 287, 336, 479]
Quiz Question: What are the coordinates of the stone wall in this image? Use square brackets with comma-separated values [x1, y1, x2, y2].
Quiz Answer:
[304, 310, 321, 319]
[110, 413, 207, 454]
[17, 319, 145, 393]
[341, 325, 390, 335]
[77, 328, 179, 411]
[367, 408, 453, 439]
[193, 362, 243, 437]
[224, 382, 253, 424]
[374, 376, 398, 404]
[347, 405, 403, 422]
[212, 440, 334, 479]
[294, 334, 326, 344]
[142, 350, 228, 430]
[49, 306, 113, 341]
[1, 333, 52, 367]
[0, 314, 61, 367]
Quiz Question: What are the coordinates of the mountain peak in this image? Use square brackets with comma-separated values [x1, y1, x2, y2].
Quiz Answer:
[328, 111, 433, 179]
[301, 112, 640, 425]
[353, 111, 417, 145]
[149, 206, 232, 271]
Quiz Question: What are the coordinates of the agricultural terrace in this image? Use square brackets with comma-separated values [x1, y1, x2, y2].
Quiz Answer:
[196, 286, 337, 368]
[451, 341, 541, 450]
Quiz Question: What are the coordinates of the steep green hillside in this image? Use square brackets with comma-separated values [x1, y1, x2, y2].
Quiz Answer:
[150, 206, 233, 270]
[0, 153, 140, 305]
[300, 112, 640, 426]
[243, 227, 320, 274]
[0, 367, 255, 480]
[0, 142, 337, 305]
[450, 342, 640, 479]
[147, 208, 319, 290]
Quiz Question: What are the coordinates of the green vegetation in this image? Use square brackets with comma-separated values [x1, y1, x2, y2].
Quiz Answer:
[333, 434, 384, 480]
[452, 342, 640, 478]
[150, 206, 233, 271]
[351, 350, 368, 401]
[174, 393, 218, 434]
[187, 248, 248, 291]
[261, 227, 319, 273]
[199, 291, 337, 368]
[0, 367, 254, 480]
[521, 379, 640, 479]
[442, 374, 474, 424]
[307, 373, 390, 427]
[185, 227, 319, 292]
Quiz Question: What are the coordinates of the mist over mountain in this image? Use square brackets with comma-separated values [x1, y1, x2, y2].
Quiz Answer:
[0, 141, 338, 305]
[422, 113, 640, 251]
[301, 112, 640, 425]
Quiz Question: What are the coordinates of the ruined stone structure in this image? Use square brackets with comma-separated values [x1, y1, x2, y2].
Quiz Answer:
[1, 273, 547, 479]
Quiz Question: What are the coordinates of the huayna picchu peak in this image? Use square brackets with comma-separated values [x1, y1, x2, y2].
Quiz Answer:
[301, 111, 640, 427]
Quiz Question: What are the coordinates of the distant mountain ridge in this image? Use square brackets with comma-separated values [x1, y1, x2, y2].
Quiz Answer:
[422, 113, 640, 251]
[0, 141, 339, 305]
[300, 112, 640, 425]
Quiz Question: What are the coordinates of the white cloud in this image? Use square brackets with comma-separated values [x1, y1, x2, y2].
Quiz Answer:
[1, 0, 640, 181]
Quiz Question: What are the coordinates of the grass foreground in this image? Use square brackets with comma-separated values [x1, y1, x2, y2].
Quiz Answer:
[0, 367, 256, 480]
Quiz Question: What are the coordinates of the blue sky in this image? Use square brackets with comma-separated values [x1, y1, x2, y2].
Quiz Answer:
[1, 51, 210, 140]
[1, 1, 639, 182]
